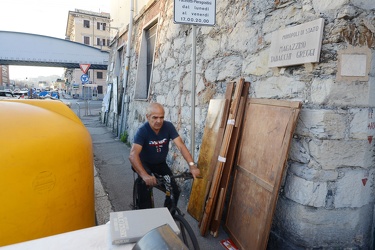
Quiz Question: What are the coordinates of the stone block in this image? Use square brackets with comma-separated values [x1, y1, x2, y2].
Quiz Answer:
[152, 68, 161, 83]
[311, 78, 370, 106]
[201, 38, 220, 60]
[289, 138, 311, 164]
[204, 60, 218, 82]
[334, 168, 374, 208]
[254, 76, 306, 99]
[349, 108, 370, 139]
[216, 55, 242, 81]
[351, 0, 375, 10]
[312, 0, 349, 14]
[273, 197, 373, 248]
[284, 172, 327, 207]
[288, 162, 339, 182]
[295, 108, 347, 139]
[165, 57, 176, 69]
[308, 139, 369, 169]
[243, 50, 270, 76]
[369, 77, 375, 107]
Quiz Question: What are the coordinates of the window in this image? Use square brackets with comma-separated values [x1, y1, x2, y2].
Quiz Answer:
[98, 85, 103, 94]
[96, 38, 107, 46]
[134, 21, 158, 99]
[84, 36, 90, 45]
[146, 25, 157, 91]
[83, 20, 90, 28]
[97, 72, 103, 79]
[97, 22, 106, 31]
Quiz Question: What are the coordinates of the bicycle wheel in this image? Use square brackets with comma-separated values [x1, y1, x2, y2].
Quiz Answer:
[173, 214, 200, 250]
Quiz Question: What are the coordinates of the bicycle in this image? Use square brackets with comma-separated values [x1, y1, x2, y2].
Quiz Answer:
[132, 171, 200, 250]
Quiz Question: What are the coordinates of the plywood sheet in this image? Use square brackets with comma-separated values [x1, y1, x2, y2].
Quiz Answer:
[187, 99, 227, 220]
[225, 98, 301, 250]
[188, 83, 234, 221]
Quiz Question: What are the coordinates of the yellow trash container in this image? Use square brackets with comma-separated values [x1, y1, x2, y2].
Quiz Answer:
[0, 99, 95, 246]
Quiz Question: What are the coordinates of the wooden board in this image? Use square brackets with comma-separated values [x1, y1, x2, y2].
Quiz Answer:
[187, 83, 234, 221]
[199, 79, 245, 236]
[209, 81, 250, 237]
[225, 98, 301, 250]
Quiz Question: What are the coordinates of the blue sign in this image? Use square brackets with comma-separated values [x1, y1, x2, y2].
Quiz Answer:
[81, 74, 89, 84]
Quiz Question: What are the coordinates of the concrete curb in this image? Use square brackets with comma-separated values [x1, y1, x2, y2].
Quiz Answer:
[94, 165, 113, 225]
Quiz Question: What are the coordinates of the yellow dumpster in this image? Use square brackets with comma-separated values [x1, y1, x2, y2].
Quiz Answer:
[0, 99, 95, 246]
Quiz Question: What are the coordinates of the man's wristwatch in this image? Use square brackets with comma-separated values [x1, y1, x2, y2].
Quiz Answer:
[189, 162, 196, 166]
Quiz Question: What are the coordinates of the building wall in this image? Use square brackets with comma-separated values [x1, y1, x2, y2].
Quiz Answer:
[106, 0, 375, 248]
[110, 0, 151, 38]
[65, 9, 110, 99]
[0, 65, 9, 87]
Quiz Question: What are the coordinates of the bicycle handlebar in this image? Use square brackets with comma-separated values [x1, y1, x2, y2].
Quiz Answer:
[153, 172, 202, 184]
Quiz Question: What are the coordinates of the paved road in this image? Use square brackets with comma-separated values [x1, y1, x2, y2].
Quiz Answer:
[73, 99, 231, 250]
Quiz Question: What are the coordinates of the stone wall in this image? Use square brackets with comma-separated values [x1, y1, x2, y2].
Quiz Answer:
[106, 0, 375, 248]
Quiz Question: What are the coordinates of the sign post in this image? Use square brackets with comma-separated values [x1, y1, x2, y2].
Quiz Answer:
[80, 74, 89, 84]
[79, 64, 91, 74]
[174, 0, 216, 159]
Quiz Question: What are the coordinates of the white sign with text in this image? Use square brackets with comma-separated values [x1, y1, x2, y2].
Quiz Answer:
[174, 0, 216, 26]
[268, 18, 324, 68]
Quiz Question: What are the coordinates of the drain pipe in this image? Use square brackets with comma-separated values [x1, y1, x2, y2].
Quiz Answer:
[119, 0, 134, 138]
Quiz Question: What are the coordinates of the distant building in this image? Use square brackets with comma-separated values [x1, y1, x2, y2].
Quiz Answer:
[0, 65, 10, 89]
[38, 81, 49, 90]
[54, 78, 66, 90]
[65, 9, 110, 100]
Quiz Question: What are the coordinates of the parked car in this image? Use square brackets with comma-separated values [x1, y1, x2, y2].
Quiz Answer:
[0, 90, 16, 100]
[51, 91, 60, 99]
[38, 91, 60, 99]
[12, 91, 28, 99]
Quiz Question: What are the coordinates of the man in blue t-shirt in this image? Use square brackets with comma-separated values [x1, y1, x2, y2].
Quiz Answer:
[129, 102, 200, 209]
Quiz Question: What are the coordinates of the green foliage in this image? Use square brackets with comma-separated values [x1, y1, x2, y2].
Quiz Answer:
[120, 131, 128, 143]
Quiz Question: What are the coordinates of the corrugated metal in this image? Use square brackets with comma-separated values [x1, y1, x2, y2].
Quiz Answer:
[0, 31, 109, 69]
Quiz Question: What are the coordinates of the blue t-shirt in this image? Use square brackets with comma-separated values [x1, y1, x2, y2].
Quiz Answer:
[133, 121, 179, 164]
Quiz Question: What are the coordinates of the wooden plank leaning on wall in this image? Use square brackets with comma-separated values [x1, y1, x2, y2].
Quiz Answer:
[199, 78, 248, 236]
[187, 82, 234, 221]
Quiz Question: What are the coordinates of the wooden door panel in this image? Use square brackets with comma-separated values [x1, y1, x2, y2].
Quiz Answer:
[237, 102, 296, 185]
[225, 98, 301, 250]
[226, 167, 272, 249]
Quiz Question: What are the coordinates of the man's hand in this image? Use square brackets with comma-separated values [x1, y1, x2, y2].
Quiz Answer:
[189, 165, 200, 179]
[142, 174, 157, 186]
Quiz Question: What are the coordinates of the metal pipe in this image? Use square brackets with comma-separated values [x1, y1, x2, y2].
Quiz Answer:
[76, 102, 80, 118]
[118, 0, 134, 138]
[85, 100, 88, 116]
[191, 25, 196, 160]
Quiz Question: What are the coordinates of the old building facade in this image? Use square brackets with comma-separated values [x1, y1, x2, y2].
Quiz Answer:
[65, 9, 111, 100]
[104, 0, 375, 248]
[0, 65, 10, 88]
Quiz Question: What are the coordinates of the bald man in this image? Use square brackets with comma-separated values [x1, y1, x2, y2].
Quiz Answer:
[129, 102, 200, 209]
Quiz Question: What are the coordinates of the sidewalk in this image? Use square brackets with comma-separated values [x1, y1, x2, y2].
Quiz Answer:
[77, 105, 231, 250]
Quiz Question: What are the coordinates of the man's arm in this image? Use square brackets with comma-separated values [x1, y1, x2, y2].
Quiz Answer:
[173, 136, 200, 179]
[129, 143, 157, 186]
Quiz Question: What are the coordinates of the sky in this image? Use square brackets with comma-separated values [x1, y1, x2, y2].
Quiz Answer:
[0, 0, 110, 80]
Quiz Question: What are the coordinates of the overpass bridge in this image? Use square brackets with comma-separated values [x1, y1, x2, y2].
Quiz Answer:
[0, 31, 109, 69]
